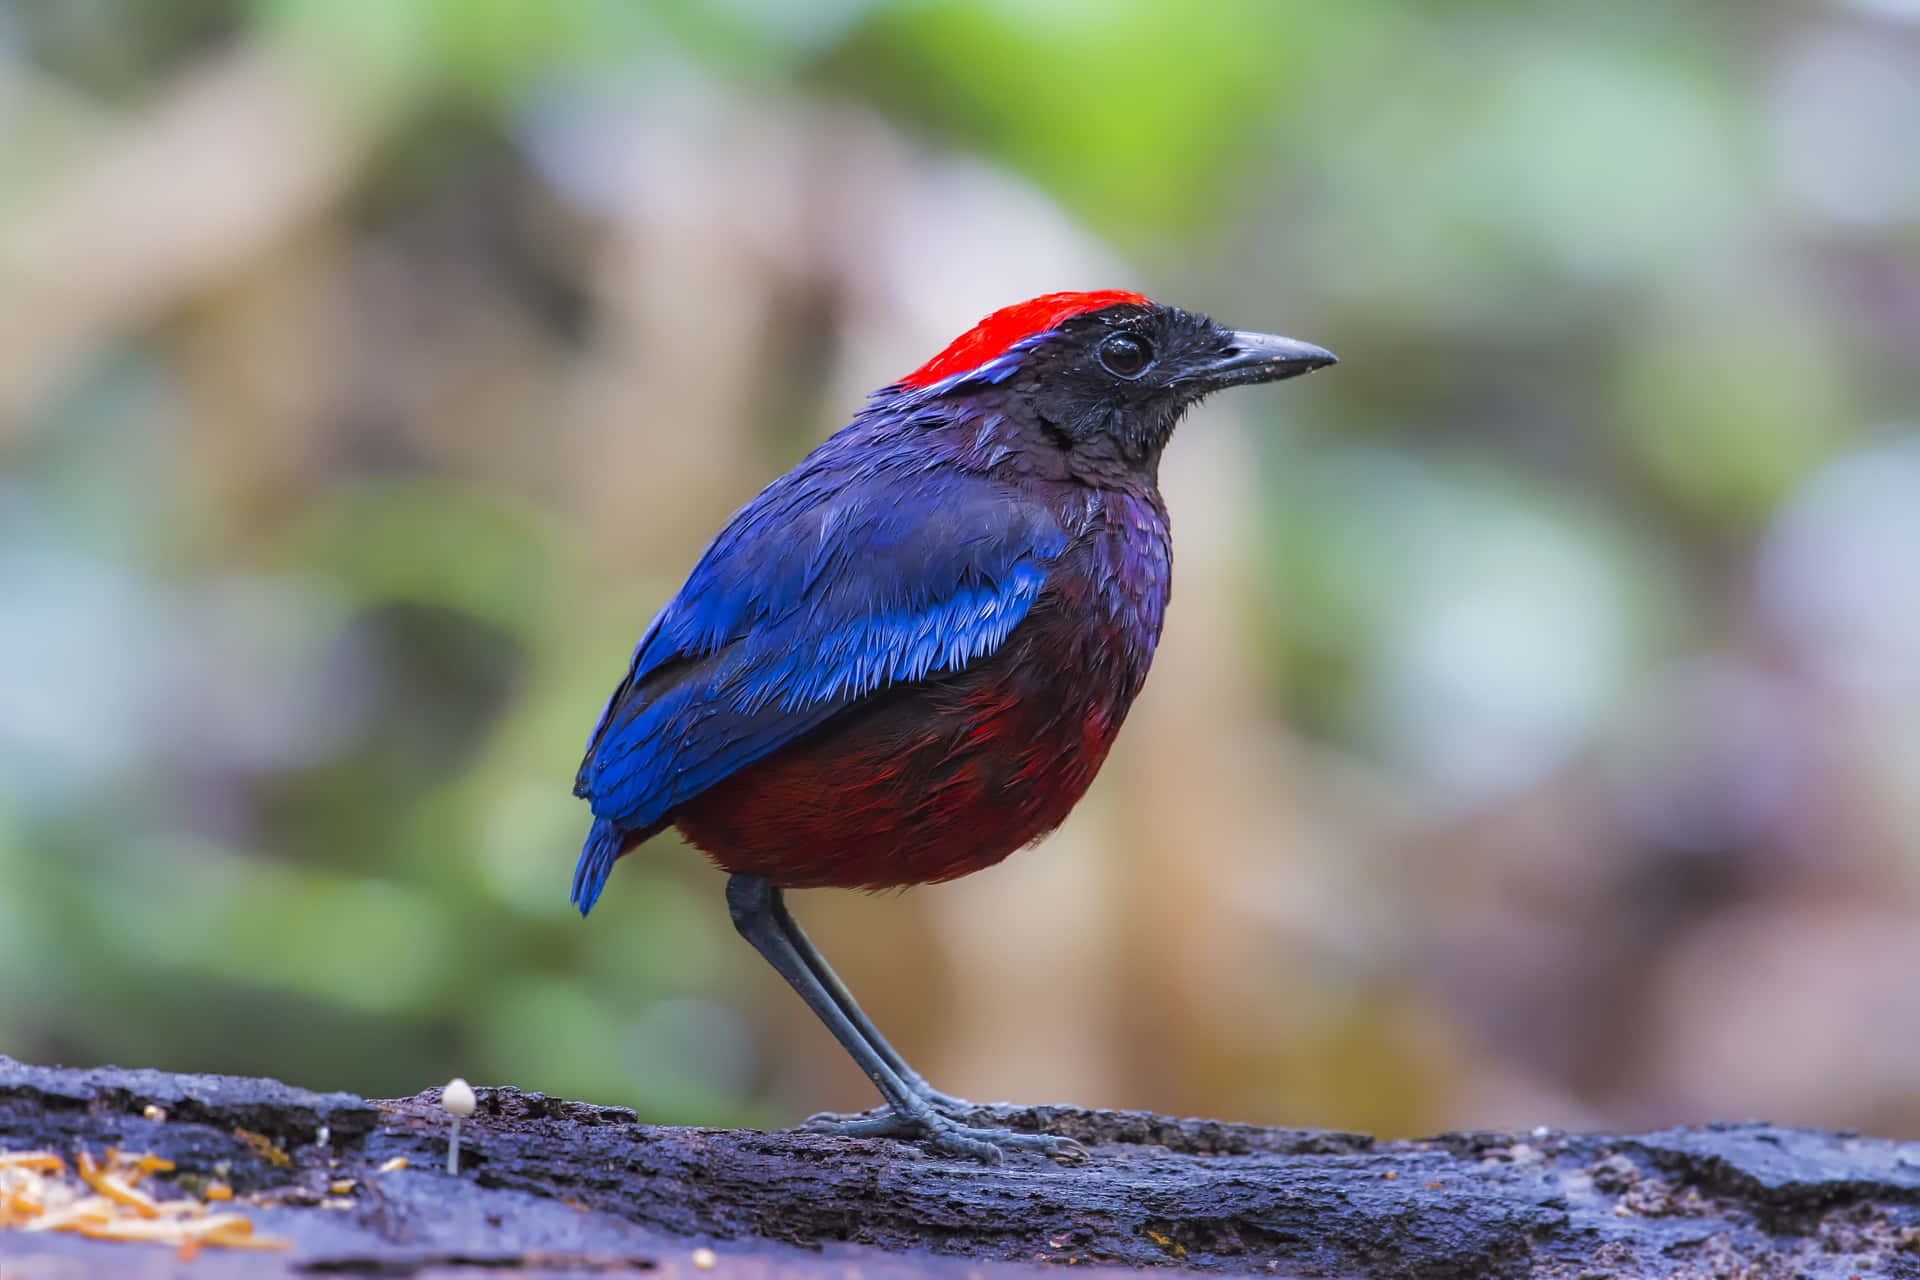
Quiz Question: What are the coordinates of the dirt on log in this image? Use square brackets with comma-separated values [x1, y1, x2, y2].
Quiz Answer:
[3, 1056, 1920, 1278]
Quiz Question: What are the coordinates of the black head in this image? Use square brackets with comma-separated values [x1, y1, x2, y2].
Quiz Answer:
[1017, 301, 1334, 461]
[900, 294, 1335, 471]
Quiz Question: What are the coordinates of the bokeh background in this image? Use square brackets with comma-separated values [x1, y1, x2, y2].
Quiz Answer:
[3, 0, 1919, 1141]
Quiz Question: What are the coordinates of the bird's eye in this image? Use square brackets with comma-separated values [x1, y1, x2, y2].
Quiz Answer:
[1097, 333, 1153, 379]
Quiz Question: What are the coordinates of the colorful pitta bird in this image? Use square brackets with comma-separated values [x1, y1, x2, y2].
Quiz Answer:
[573, 292, 1335, 1161]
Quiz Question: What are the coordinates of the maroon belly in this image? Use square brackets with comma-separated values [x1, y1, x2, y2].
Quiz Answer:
[670, 654, 1125, 891]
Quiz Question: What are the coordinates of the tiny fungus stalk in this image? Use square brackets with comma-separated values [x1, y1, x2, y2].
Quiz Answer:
[442, 1078, 476, 1175]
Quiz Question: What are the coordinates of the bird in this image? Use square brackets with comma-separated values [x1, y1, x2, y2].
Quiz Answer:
[572, 291, 1335, 1162]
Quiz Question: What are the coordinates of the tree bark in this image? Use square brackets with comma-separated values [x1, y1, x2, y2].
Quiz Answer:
[3, 1055, 1918, 1278]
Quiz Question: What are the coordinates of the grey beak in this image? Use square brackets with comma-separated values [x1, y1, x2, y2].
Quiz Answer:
[1190, 331, 1338, 390]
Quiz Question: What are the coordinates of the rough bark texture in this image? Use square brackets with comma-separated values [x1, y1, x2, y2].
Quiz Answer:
[4, 1056, 1920, 1278]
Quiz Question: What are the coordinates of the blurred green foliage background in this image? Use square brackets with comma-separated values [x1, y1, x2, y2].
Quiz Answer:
[3, 0, 1919, 1139]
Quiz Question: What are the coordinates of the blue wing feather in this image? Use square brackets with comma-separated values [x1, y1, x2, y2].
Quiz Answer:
[572, 455, 1066, 914]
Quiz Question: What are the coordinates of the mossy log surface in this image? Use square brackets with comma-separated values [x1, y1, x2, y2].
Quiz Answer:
[4, 1056, 1920, 1278]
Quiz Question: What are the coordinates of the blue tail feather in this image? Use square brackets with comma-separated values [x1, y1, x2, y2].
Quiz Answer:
[572, 817, 624, 916]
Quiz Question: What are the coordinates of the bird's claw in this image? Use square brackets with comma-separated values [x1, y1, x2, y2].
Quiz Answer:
[801, 1107, 1087, 1165]
[810, 1084, 985, 1121]
[904, 1079, 983, 1115]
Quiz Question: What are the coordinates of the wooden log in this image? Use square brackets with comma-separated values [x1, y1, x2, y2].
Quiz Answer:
[3, 1056, 1918, 1278]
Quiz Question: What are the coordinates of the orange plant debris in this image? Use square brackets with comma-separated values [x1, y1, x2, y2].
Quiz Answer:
[0, 1145, 291, 1256]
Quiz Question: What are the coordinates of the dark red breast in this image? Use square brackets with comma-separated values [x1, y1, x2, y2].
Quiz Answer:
[669, 486, 1170, 891]
[670, 591, 1152, 890]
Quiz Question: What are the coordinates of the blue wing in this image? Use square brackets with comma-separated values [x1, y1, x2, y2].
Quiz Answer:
[572, 458, 1067, 913]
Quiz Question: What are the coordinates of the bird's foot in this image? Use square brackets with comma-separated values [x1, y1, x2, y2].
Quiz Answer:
[801, 1105, 1086, 1165]
[902, 1077, 979, 1114]
[816, 1081, 984, 1118]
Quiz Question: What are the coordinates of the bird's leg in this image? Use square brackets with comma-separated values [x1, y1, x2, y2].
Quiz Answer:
[765, 889, 975, 1113]
[725, 874, 1082, 1165]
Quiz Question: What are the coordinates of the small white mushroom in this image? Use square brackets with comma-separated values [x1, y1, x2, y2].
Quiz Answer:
[442, 1077, 476, 1174]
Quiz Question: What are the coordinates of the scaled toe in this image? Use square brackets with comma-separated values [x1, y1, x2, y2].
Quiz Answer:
[800, 1107, 1086, 1165]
